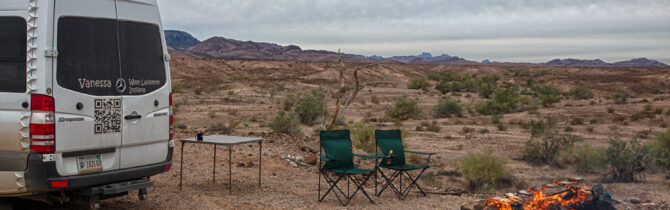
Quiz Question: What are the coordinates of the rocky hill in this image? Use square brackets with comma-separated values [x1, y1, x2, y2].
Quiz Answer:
[164, 30, 668, 68]
[165, 30, 200, 50]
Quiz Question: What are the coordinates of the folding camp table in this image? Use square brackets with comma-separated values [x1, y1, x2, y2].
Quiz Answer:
[179, 135, 263, 194]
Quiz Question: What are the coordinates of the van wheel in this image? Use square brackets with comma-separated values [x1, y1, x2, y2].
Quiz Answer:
[0, 198, 13, 210]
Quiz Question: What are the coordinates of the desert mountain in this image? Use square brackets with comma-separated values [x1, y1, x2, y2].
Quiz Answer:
[165, 30, 200, 50]
[164, 30, 668, 68]
[545, 58, 668, 68]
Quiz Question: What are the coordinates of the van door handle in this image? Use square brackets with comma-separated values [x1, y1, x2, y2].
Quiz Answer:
[124, 114, 142, 120]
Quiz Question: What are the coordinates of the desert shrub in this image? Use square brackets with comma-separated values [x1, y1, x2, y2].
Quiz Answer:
[572, 144, 606, 173]
[523, 116, 581, 167]
[462, 127, 475, 133]
[478, 128, 490, 134]
[475, 87, 524, 115]
[208, 111, 216, 118]
[652, 129, 670, 170]
[386, 96, 422, 120]
[194, 87, 203, 95]
[426, 72, 458, 81]
[589, 119, 598, 124]
[433, 99, 463, 118]
[370, 95, 380, 104]
[476, 75, 501, 98]
[349, 121, 378, 154]
[456, 149, 511, 192]
[604, 136, 652, 182]
[208, 122, 230, 133]
[294, 88, 327, 125]
[607, 107, 615, 114]
[175, 123, 187, 130]
[533, 85, 562, 105]
[426, 122, 441, 132]
[569, 86, 594, 99]
[497, 124, 507, 131]
[171, 84, 182, 93]
[570, 118, 584, 125]
[491, 114, 503, 124]
[613, 87, 632, 104]
[282, 93, 299, 111]
[268, 111, 301, 135]
[407, 76, 432, 91]
[586, 126, 595, 132]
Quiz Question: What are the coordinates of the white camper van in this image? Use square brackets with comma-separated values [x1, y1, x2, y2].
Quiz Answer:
[0, 0, 173, 206]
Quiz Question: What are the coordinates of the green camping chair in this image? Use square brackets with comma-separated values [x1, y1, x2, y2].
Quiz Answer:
[318, 130, 377, 206]
[375, 130, 435, 200]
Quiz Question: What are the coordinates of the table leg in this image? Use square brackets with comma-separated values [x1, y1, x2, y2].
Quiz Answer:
[213, 145, 216, 183]
[259, 141, 262, 188]
[229, 145, 232, 195]
[179, 142, 185, 191]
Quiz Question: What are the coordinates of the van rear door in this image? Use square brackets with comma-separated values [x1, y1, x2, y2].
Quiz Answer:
[52, 0, 122, 176]
[115, 0, 170, 169]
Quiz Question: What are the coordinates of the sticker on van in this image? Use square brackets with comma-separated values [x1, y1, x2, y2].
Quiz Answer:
[94, 99, 121, 134]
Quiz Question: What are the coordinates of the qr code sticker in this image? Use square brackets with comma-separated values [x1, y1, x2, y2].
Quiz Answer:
[94, 99, 121, 134]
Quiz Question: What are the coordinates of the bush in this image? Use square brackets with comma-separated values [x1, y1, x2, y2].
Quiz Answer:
[407, 76, 432, 91]
[171, 84, 182, 93]
[523, 116, 581, 167]
[604, 136, 652, 182]
[462, 127, 475, 133]
[569, 86, 594, 99]
[456, 149, 511, 192]
[370, 95, 380, 104]
[433, 99, 463, 118]
[426, 72, 458, 81]
[208, 122, 230, 133]
[572, 144, 606, 173]
[652, 129, 670, 170]
[570, 118, 584, 125]
[294, 88, 327, 125]
[613, 87, 632, 104]
[282, 93, 299, 111]
[475, 87, 524, 115]
[349, 121, 378, 154]
[268, 111, 301, 135]
[386, 96, 422, 120]
[194, 87, 203, 95]
[533, 85, 562, 105]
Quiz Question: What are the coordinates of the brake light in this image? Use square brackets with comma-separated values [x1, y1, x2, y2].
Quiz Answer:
[169, 93, 173, 141]
[50, 180, 68, 188]
[30, 94, 55, 154]
[164, 163, 172, 171]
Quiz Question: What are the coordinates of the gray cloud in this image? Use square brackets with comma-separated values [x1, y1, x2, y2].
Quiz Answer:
[157, 0, 670, 63]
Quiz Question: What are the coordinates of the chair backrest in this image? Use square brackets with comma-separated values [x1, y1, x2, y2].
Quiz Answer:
[320, 130, 354, 170]
[375, 130, 406, 167]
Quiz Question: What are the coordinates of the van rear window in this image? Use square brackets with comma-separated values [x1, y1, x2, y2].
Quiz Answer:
[57, 17, 166, 96]
[57, 17, 120, 96]
[0, 17, 27, 93]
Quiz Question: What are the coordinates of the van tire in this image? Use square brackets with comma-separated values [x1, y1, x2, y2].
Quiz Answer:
[0, 198, 13, 210]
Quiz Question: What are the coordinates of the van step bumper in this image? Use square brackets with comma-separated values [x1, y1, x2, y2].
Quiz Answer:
[23, 147, 172, 192]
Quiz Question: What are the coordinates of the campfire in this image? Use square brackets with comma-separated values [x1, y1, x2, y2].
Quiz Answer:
[486, 178, 618, 210]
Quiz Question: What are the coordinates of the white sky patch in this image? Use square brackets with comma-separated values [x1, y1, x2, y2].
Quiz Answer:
[157, 0, 670, 63]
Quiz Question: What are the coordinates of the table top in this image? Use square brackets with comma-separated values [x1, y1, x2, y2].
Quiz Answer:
[181, 135, 263, 145]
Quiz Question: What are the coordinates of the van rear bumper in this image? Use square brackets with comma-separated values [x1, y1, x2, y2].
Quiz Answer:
[23, 147, 172, 192]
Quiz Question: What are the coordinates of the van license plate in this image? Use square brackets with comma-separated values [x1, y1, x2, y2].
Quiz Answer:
[77, 155, 103, 173]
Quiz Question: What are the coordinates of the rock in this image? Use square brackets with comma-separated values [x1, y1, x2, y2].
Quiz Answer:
[460, 199, 487, 210]
[236, 162, 245, 167]
[246, 161, 255, 168]
[304, 154, 317, 165]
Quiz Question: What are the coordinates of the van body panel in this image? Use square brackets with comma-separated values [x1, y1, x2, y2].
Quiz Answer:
[0, 94, 28, 153]
[52, 0, 123, 176]
[0, 172, 26, 195]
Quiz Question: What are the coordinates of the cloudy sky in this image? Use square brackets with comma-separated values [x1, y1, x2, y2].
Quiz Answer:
[157, 0, 670, 63]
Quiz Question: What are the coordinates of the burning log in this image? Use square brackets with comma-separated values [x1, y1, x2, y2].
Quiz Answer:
[484, 178, 617, 210]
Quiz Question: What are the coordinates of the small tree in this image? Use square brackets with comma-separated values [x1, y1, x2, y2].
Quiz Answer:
[456, 148, 511, 192]
[604, 136, 651, 182]
[652, 129, 670, 170]
[294, 88, 327, 125]
[268, 111, 301, 135]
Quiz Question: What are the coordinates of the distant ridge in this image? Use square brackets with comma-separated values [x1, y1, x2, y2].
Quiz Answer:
[164, 30, 669, 68]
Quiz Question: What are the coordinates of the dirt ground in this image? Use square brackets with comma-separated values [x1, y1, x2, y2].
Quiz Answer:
[18, 59, 670, 209]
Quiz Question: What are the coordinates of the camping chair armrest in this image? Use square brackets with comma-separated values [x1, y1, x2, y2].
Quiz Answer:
[353, 153, 376, 159]
[405, 150, 435, 156]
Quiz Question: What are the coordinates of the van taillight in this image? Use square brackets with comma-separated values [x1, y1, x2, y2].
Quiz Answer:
[30, 94, 55, 154]
[169, 93, 173, 141]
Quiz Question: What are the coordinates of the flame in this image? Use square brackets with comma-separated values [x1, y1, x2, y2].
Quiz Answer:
[486, 180, 594, 210]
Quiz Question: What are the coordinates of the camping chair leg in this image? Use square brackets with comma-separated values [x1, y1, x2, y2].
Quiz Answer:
[342, 172, 376, 205]
[376, 170, 402, 198]
[400, 168, 428, 199]
[319, 173, 346, 204]
[322, 172, 348, 201]
[318, 169, 321, 202]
